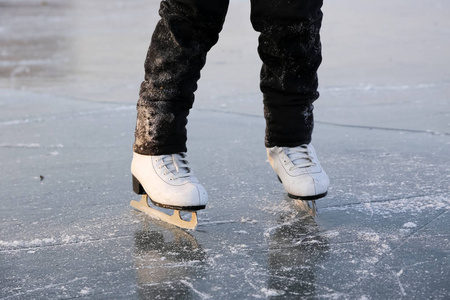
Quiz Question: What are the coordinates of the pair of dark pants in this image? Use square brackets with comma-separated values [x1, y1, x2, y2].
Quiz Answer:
[134, 0, 323, 155]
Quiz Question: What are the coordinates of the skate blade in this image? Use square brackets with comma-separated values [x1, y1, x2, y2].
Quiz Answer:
[131, 195, 198, 230]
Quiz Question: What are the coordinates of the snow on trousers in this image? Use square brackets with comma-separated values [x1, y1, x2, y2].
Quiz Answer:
[134, 0, 323, 155]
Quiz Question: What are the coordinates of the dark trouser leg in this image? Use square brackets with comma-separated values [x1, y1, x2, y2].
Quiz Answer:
[134, 0, 229, 155]
[250, 0, 323, 147]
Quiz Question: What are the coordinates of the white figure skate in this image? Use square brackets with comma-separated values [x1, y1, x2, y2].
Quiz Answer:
[130, 152, 208, 230]
[267, 144, 329, 211]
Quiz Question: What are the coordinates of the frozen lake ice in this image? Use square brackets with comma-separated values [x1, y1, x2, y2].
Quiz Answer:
[1, 0, 449, 299]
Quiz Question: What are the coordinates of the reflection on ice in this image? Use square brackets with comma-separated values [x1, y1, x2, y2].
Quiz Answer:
[293, 199, 317, 217]
[266, 198, 329, 298]
[133, 219, 207, 299]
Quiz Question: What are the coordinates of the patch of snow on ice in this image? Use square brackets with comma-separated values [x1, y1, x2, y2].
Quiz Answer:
[61, 234, 91, 244]
[0, 143, 64, 149]
[322, 230, 339, 239]
[260, 287, 285, 297]
[0, 238, 56, 249]
[240, 217, 258, 224]
[358, 232, 380, 243]
[228, 244, 249, 255]
[403, 222, 417, 228]
[0, 143, 40, 148]
[0, 234, 92, 250]
[79, 287, 91, 295]
[325, 195, 449, 217]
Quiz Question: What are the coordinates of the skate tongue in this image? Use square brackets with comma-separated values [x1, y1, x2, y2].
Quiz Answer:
[163, 153, 191, 178]
[284, 145, 315, 169]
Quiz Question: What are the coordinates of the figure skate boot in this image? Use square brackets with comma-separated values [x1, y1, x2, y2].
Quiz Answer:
[267, 144, 329, 201]
[130, 152, 208, 229]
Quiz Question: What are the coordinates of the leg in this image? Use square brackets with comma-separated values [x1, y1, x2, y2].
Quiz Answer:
[251, 0, 329, 200]
[131, 0, 229, 228]
[250, 0, 323, 147]
[134, 0, 230, 155]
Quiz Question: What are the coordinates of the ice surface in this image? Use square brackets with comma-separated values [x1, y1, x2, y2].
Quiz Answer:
[1, 0, 449, 299]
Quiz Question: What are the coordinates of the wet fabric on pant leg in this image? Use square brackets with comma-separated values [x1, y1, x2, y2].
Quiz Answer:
[134, 0, 229, 155]
[250, 0, 323, 147]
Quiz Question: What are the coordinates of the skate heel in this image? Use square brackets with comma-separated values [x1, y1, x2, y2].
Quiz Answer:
[132, 175, 146, 195]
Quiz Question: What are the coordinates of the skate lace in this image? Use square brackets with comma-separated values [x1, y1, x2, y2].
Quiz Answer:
[159, 153, 192, 180]
[283, 145, 316, 171]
